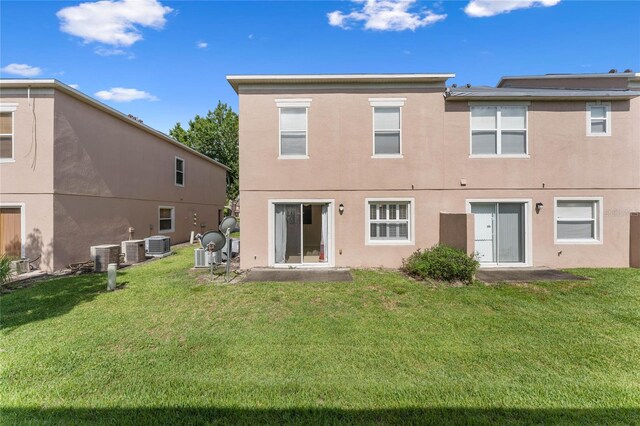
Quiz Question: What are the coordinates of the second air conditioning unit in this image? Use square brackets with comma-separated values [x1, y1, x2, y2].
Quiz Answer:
[122, 240, 146, 264]
[90, 244, 121, 272]
[194, 248, 222, 268]
[145, 236, 171, 257]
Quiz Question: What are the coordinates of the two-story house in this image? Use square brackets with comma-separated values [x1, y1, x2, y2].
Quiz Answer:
[228, 72, 640, 270]
[0, 79, 228, 271]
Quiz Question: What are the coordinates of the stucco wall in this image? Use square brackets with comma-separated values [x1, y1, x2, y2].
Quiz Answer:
[0, 90, 55, 269]
[630, 214, 640, 268]
[238, 87, 639, 269]
[0, 91, 55, 194]
[240, 189, 636, 269]
[53, 194, 221, 267]
[49, 90, 228, 269]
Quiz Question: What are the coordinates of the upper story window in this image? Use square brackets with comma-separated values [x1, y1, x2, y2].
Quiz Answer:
[175, 157, 185, 186]
[370, 98, 405, 158]
[0, 105, 17, 162]
[586, 102, 611, 136]
[366, 199, 414, 245]
[276, 98, 311, 159]
[555, 198, 602, 244]
[470, 105, 528, 157]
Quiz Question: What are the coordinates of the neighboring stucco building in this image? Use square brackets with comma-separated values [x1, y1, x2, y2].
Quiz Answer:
[228, 72, 640, 270]
[0, 79, 228, 271]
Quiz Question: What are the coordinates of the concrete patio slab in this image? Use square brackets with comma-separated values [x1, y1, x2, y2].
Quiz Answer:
[244, 268, 352, 283]
[476, 268, 587, 283]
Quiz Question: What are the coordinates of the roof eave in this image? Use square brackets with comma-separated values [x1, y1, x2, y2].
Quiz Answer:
[445, 94, 640, 101]
[226, 73, 456, 93]
[497, 72, 640, 87]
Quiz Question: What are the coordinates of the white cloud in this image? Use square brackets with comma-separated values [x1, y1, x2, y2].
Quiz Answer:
[57, 0, 172, 47]
[464, 0, 561, 17]
[327, 0, 446, 31]
[95, 87, 158, 102]
[69, 84, 80, 89]
[0, 63, 42, 77]
[95, 47, 127, 56]
[197, 41, 208, 49]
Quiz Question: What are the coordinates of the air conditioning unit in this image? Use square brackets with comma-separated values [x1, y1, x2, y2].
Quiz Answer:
[90, 244, 120, 272]
[194, 248, 222, 268]
[10, 259, 29, 275]
[122, 240, 146, 264]
[220, 238, 240, 261]
[145, 236, 171, 257]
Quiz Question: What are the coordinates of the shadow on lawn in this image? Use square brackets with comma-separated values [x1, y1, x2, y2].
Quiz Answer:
[0, 273, 115, 333]
[1, 407, 637, 425]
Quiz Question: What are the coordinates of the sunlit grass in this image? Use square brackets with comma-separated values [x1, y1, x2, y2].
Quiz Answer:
[1, 247, 639, 424]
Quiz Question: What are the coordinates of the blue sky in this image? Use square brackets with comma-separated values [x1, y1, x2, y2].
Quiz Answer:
[1, 0, 639, 132]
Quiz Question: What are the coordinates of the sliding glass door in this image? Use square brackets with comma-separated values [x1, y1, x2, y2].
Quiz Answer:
[274, 203, 329, 265]
[471, 202, 525, 265]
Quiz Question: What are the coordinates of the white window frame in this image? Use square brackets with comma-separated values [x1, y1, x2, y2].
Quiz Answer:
[0, 202, 26, 258]
[469, 102, 530, 158]
[276, 99, 311, 160]
[370, 98, 405, 158]
[586, 102, 611, 137]
[554, 197, 603, 245]
[365, 198, 415, 245]
[0, 104, 18, 163]
[174, 156, 185, 187]
[158, 206, 175, 234]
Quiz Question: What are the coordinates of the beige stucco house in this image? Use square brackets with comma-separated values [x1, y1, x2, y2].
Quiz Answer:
[228, 72, 640, 270]
[0, 79, 228, 271]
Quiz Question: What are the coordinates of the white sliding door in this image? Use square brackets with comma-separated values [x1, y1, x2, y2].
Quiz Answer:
[471, 202, 526, 265]
[273, 202, 332, 266]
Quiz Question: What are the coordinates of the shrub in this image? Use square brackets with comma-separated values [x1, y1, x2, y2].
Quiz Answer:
[402, 245, 479, 284]
[0, 255, 12, 286]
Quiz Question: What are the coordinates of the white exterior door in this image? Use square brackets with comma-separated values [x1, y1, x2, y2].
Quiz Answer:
[471, 203, 496, 263]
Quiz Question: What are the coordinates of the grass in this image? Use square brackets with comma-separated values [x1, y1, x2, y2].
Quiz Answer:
[1, 247, 639, 425]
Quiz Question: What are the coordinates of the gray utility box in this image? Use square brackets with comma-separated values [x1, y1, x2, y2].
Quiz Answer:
[91, 244, 120, 272]
[145, 236, 171, 256]
[122, 240, 146, 264]
[10, 259, 29, 275]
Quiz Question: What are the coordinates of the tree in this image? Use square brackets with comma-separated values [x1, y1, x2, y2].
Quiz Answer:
[169, 102, 239, 201]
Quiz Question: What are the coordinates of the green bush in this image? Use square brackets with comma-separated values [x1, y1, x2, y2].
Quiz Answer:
[0, 255, 12, 286]
[402, 245, 479, 284]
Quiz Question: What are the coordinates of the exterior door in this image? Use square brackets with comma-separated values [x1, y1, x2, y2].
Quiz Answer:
[471, 202, 525, 265]
[471, 204, 497, 263]
[274, 202, 329, 266]
[0, 207, 22, 258]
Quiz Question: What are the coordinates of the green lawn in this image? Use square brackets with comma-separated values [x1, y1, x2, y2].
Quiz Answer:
[1, 247, 639, 425]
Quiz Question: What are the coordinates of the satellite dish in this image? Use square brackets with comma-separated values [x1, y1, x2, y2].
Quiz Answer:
[219, 216, 237, 234]
[200, 231, 226, 251]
